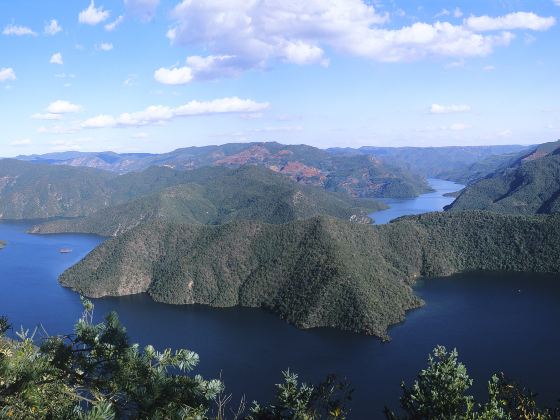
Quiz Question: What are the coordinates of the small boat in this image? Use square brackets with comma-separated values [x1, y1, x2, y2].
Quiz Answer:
[59, 248, 73, 254]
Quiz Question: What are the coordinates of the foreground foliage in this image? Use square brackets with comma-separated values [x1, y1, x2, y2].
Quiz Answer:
[0, 300, 222, 418]
[385, 346, 560, 420]
[2, 308, 558, 419]
[0, 302, 352, 419]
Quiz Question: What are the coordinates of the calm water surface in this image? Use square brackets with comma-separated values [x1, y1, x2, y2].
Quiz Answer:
[371, 178, 464, 224]
[1, 181, 559, 418]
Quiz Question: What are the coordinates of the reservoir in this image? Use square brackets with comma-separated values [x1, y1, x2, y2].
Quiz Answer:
[1, 180, 559, 418]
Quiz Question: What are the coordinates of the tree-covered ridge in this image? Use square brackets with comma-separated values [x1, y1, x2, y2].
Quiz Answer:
[60, 211, 560, 338]
[31, 165, 385, 236]
[0, 159, 116, 220]
[447, 141, 560, 215]
[328, 145, 529, 181]
[18, 142, 431, 199]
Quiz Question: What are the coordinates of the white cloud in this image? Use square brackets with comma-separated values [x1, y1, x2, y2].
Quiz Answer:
[105, 15, 124, 31]
[430, 104, 471, 114]
[44, 19, 62, 35]
[483, 65, 496, 71]
[81, 114, 117, 128]
[46, 100, 83, 114]
[50, 52, 64, 65]
[449, 123, 470, 131]
[465, 12, 555, 32]
[54, 73, 76, 79]
[435, 9, 451, 18]
[82, 97, 270, 128]
[0, 68, 16, 82]
[445, 59, 465, 69]
[153, 66, 193, 85]
[31, 113, 63, 121]
[161, 1, 554, 79]
[2, 24, 36, 36]
[38, 124, 81, 134]
[282, 41, 328, 66]
[554, 0, 560, 6]
[96, 42, 114, 51]
[123, 74, 137, 86]
[79, 1, 110, 25]
[124, 0, 160, 22]
[9, 139, 32, 146]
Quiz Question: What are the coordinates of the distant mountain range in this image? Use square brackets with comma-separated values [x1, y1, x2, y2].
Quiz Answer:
[31, 165, 385, 236]
[446, 140, 560, 214]
[327, 144, 530, 180]
[8, 139, 560, 338]
[16, 142, 431, 199]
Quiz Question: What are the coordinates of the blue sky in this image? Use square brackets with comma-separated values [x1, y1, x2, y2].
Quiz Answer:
[0, 0, 559, 156]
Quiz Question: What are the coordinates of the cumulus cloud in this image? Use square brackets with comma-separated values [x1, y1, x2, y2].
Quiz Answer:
[2, 24, 36, 36]
[44, 19, 62, 35]
[79, 1, 110, 25]
[430, 104, 471, 114]
[105, 15, 124, 31]
[46, 100, 83, 114]
[82, 97, 270, 128]
[96, 42, 114, 51]
[154, 66, 193, 85]
[465, 12, 556, 32]
[50, 52, 64, 65]
[124, 0, 160, 22]
[160, 0, 554, 80]
[0, 68, 16, 82]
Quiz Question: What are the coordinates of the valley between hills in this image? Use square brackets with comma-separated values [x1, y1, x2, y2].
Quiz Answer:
[2, 140, 560, 339]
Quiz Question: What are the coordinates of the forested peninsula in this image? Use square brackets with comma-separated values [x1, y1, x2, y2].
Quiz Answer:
[60, 211, 560, 339]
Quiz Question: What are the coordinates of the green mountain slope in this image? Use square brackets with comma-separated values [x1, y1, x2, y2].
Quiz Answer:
[327, 145, 530, 181]
[447, 140, 560, 214]
[18, 142, 431, 199]
[0, 159, 233, 221]
[31, 166, 385, 236]
[0, 159, 116, 220]
[60, 211, 560, 338]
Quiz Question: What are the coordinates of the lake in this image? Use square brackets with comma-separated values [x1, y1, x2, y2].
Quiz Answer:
[370, 178, 464, 224]
[1, 181, 560, 418]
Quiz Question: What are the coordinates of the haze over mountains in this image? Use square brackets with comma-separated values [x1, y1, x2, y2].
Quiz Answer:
[16, 142, 433, 199]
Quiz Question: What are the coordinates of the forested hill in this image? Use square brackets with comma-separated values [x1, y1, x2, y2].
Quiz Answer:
[18, 142, 431, 199]
[328, 145, 529, 180]
[31, 165, 385, 236]
[0, 159, 222, 220]
[447, 140, 560, 214]
[60, 211, 560, 339]
[0, 159, 116, 220]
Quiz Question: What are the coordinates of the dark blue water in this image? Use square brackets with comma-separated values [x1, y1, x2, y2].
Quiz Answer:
[2, 182, 560, 418]
[371, 178, 464, 224]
